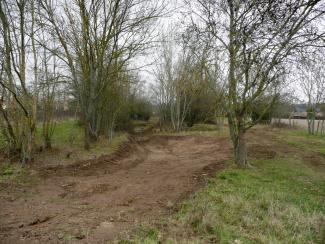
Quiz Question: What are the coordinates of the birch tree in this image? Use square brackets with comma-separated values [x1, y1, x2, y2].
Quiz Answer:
[153, 36, 207, 132]
[298, 50, 325, 135]
[0, 0, 39, 162]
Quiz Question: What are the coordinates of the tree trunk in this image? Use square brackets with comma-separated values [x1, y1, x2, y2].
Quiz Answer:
[44, 137, 52, 149]
[234, 131, 247, 167]
[108, 119, 115, 141]
[227, 1, 248, 167]
[316, 120, 320, 135]
[228, 115, 248, 167]
[83, 106, 98, 150]
[307, 118, 312, 134]
[84, 126, 90, 150]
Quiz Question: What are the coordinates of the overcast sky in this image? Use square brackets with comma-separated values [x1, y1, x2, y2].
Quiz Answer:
[133, 0, 185, 91]
[135, 0, 315, 102]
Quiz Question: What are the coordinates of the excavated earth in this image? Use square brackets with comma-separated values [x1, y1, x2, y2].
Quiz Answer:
[0, 134, 231, 243]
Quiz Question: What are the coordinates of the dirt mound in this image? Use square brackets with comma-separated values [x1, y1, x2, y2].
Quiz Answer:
[248, 144, 277, 159]
[302, 154, 325, 168]
[0, 135, 231, 243]
[40, 136, 140, 177]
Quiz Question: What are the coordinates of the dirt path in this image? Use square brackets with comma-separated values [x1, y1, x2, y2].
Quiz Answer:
[0, 135, 231, 243]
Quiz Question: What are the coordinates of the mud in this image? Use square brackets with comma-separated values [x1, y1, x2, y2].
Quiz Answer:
[0, 135, 231, 243]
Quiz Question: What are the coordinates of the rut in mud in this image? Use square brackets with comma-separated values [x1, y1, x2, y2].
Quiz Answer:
[0, 134, 231, 243]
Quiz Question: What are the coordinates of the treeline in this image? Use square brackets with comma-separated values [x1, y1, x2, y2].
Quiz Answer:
[151, 0, 324, 166]
[0, 0, 159, 163]
[151, 32, 226, 132]
[0, 0, 324, 166]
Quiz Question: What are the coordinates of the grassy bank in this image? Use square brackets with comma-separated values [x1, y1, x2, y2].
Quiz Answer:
[0, 119, 83, 150]
[156, 123, 229, 138]
[0, 119, 129, 181]
[280, 129, 325, 155]
[0, 119, 131, 150]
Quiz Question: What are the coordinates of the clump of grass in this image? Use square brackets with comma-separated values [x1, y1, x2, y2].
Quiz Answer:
[90, 132, 129, 156]
[0, 163, 28, 184]
[176, 157, 325, 243]
[109, 133, 129, 149]
[186, 123, 219, 132]
[119, 227, 161, 244]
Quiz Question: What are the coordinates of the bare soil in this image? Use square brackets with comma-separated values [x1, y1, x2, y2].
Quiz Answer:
[0, 134, 231, 243]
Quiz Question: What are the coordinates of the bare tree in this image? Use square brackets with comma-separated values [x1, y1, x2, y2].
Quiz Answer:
[153, 34, 207, 132]
[298, 49, 325, 135]
[188, 0, 325, 166]
[0, 0, 40, 162]
[40, 0, 163, 149]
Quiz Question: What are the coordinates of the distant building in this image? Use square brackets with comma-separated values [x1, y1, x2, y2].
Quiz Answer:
[292, 104, 324, 119]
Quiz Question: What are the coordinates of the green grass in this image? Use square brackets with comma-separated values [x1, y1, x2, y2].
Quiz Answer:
[34, 120, 129, 165]
[89, 132, 128, 155]
[1, 118, 128, 152]
[133, 120, 153, 133]
[280, 129, 325, 155]
[50, 119, 83, 147]
[119, 228, 161, 244]
[186, 123, 220, 132]
[176, 157, 324, 243]
[156, 123, 229, 138]
[0, 119, 129, 169]
[41, 119, 129, 155]
[0, 163, 27, 184]
[0, 163, 39, 191]
[32, 119, 84, 148]
[0, 118, 84, 150]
